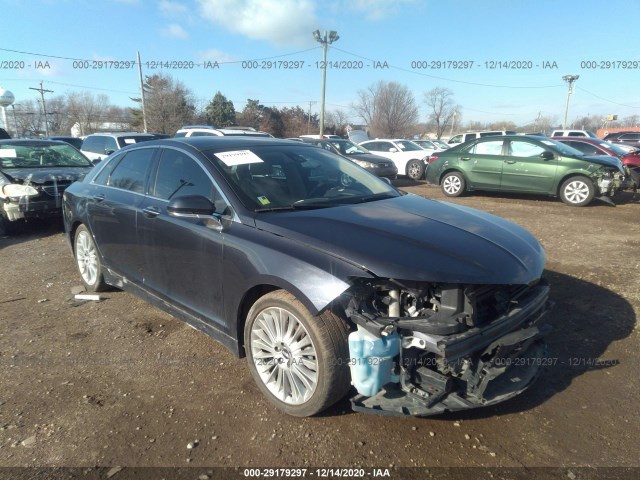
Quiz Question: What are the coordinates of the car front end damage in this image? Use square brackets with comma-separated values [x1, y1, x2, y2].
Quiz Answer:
[337, 277, 552, 416]
[591, 166, 626, 198]
[0, 170, 88, 224]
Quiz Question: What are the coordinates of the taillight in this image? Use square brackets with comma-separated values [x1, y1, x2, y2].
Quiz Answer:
[429, 155, 440, 164]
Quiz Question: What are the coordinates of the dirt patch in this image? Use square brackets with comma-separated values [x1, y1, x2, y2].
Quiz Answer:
[0, 184, 638, 470]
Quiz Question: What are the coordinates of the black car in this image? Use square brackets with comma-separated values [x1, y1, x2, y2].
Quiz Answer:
[47, 136, 84, 150]
[63, 137, 551, 417]
[0, 139, 94, 234]
[300, 138, 398, 179]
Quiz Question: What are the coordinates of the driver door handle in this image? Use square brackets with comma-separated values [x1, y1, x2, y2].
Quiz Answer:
[504, 160, 516, 164]
[142, 206, 161, 218]
[93, 194, 105, 202]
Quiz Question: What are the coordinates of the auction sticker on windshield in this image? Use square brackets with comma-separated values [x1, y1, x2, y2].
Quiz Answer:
[215, 150, 264, 166]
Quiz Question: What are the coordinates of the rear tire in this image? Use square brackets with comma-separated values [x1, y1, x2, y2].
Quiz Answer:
[406, 160, 425, 180]
[244, 290, 351, 417]
[560, 176, 594, 206]
[441, 171, 466, 197]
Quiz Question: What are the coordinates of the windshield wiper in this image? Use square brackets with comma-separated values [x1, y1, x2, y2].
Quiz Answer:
[255, 199, 334, 212]
[346, 192, 399, 204]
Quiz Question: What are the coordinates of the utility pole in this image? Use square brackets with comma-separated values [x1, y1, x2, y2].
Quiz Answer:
[307, 101, 316, 134]
[562, 75, 579, 129]
[449, 111, 457, 139]
[137, 51, 148, 132]
[313, 30, 339, 137]
[29, 81, 53, 136]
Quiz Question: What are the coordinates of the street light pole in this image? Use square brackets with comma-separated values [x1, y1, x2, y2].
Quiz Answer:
[562, 75, 579, 129]
[313, 30, 339, 137]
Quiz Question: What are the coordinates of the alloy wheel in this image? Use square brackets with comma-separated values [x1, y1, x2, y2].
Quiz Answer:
[76, 230, 98, 287]
[250, 307, 318, 405]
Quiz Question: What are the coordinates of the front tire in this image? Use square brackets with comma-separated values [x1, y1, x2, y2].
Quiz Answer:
[560, 176, 594, 206]
[406, 160, 425, 180]
[74, 225, 108, 291]
[441, 171, 466, 197]
[244, 290, 351, 417]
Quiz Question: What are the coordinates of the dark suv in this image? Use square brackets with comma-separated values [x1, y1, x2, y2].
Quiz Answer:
[603, 131, 640, 148]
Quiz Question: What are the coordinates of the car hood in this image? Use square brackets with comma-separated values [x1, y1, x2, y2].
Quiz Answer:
[1, 167, 92, 184]
[579, 154, 624, 172]
[254, 194, 545, 285]
[348, 152, 394, 164]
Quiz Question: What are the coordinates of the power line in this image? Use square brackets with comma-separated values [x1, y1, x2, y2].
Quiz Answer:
[577, 87, 640, 109]
[331, 47, 565, 90]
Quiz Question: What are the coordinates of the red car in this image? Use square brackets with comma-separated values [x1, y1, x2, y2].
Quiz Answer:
[552, 137, 639, 189]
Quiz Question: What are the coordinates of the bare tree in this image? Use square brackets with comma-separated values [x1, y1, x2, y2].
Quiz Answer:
[66, 91, 110, 135]
[353, 81, 419, 137]
[131, 73, 195, 134]
[13, 99, 42, 136]
[325, 109, 350, 137]
[424, 87, 460, 139]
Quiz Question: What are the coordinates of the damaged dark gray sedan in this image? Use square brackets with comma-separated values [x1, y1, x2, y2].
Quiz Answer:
[62, 137, 551, 417]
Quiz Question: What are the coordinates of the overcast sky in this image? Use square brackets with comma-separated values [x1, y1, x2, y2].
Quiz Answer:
[1, 0, 639, 129]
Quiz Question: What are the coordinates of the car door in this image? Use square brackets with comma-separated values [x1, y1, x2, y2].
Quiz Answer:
[458, 139, 504, 190]
[138, 147, 228, 328]
[88, 147, 156, 282]
[500, 139, 557, 193]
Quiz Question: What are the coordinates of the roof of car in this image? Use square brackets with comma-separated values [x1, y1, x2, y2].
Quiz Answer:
[0, 138, 67, 146]
[128, 136, 315, 152]
[86, 132, 155, 137]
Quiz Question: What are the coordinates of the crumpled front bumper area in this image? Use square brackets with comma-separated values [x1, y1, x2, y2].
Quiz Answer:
[348, 281, 552, 417]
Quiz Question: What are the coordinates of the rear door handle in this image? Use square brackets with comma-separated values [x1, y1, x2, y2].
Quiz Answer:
[93, 194, 105, 202]
[461, 157, 471, 161]
[142, 206, 161, 218]
[505, 160, 516, 164]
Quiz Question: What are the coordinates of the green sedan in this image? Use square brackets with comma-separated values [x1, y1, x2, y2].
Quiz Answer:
[425, 135, 626, 206]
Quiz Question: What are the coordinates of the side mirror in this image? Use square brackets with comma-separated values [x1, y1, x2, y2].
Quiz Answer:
[389, 147, 398, 153]
[91, 158, 102, 166]
[104, 149, 115, 155]
[167, 195, 215, 216]
[540, 151, 554, 160]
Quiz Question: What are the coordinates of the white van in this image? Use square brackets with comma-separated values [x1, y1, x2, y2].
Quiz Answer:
[447, 130, 516, 147]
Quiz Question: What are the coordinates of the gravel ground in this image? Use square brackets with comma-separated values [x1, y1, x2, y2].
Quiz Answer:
[0, 183, 638, 477]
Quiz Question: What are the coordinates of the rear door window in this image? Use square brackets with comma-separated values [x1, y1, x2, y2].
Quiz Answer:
[107, 148, 155, 193]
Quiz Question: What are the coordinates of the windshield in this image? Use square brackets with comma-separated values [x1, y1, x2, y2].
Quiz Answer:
[329, 139, 370, 155]
[540, 138, 586, 157]
[0, 143, 93, 168]
[394, 140, 423, 152]
[205, 145, 399, 211]
[116, 136, 156, 148]
[600, 140, 630, 156]
[415, 140, 436, 149]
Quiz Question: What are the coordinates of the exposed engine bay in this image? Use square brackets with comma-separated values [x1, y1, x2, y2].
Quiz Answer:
[338, 278, 552, 416]
[592, 167, 626, 198]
